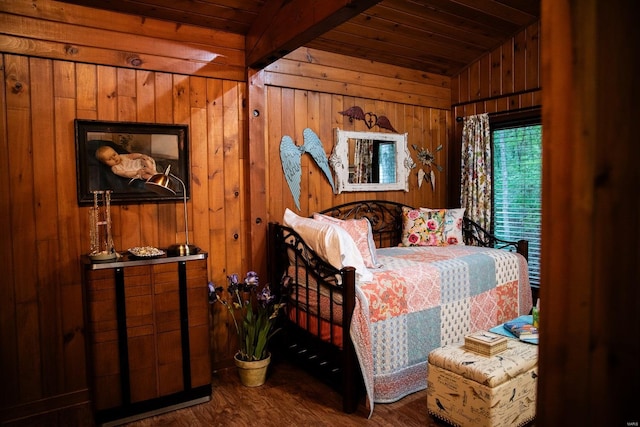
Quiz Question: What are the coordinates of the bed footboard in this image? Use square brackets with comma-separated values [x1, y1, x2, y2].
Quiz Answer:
[267, 222, 362, 413]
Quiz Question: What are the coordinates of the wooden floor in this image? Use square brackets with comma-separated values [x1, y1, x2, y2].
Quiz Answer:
[123, 359, 448, 427]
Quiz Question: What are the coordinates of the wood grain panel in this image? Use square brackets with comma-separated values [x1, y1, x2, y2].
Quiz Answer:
[305, 0, 538, 76]
[263, 71, 451, 110]
[5, 54, 42, 404]
[0, 53, 20, 409]
[525, 21, 540, 90]
[513, 28, 527, 93]
[538, 1, 638, 424]
[0, 2, 246, 421]
[317, 92, 335, 209]
[252, 49, 451, 249]
[500, 37, 514, 96]
[490, 47, 502, 97]
[129, 335, 159, 402]
[205, 79, 227, 280]
[283, 48, 450, 89]
[0, 2, 547, 423]
[30, 58, 64, 396]
[452, 21, 540, 105]
[478, 55, 490, 100]
[0, 32, 242, 79]
[449, 22, 541, 207]
[206, 76, 232, 370]
[190, 77, 211, 256]
[186, 260, 211, 387]
[0, 54, 245, 423]
[268, 56, 450, 102]
[222, 80, 243, 275]
[468, 60, 480, 101]
[1, 0, 245, 49]
[246, 69, 268, 290]
[83, 256, 211, 416]
[154, 73, 179, 249]
[0, 6, 244, 79]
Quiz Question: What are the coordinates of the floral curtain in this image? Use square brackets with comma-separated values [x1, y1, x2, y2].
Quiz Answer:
[460, 113, 492, 230]
[353, 138, 373, 183]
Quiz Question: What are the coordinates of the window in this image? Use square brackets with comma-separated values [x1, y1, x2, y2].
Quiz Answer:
[373, 140, 396, 184]
[492, 118, 542, 287]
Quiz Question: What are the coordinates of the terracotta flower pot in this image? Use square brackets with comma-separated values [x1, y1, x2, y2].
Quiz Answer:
[233, 353, 271, 387]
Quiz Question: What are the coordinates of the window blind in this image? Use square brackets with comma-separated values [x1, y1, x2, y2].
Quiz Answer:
[492, 124, 542, 287]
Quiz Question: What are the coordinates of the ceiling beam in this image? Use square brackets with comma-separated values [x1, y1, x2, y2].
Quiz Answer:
[246, 0, 382, 69]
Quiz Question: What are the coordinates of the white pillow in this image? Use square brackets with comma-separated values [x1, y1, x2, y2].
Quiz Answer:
[283, 209, 373, 282]
[313, 213, 382, 268]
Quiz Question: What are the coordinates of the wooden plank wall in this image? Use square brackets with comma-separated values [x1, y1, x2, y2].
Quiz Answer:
[448, 21, 541, 206]
[247, 48, 452, 277]
[0, 1, 246, 422]
[0, 2, 457, 422]
[539, 0, 639, 424]
[0, 0, 245, 81]
[0, 1, 542, 423]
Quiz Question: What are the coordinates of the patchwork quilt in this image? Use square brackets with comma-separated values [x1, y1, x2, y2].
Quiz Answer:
[349, 245, 532, 417]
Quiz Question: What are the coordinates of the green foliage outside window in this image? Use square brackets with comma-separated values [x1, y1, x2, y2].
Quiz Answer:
[493, 124, 542, 287]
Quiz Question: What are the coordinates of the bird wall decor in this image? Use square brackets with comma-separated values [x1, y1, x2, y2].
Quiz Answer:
[339, 106, 398, 133]
[280, 128, 335, 210]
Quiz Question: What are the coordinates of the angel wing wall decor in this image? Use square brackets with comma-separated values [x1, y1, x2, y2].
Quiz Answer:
[339, 106, 398, 133]
[280, 128, 335, 210]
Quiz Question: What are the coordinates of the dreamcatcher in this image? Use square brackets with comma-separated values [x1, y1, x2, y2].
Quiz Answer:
[412, 144, 443, 191]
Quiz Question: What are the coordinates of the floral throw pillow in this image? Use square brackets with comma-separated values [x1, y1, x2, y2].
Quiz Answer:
[313, 213, 382, 268]
[421, 207, 466, 245]
[400, 207, 446, 246]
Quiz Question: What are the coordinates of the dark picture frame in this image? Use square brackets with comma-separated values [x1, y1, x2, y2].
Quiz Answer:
[75, 119, 190, 206]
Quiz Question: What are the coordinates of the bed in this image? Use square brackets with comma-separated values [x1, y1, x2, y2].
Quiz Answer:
[267, 200, 532, 416]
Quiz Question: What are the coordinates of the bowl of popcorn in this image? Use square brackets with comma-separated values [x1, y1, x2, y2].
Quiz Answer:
[127, 246, 165, 258]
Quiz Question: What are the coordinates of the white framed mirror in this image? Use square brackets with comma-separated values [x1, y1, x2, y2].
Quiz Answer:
[329, 128, 414, 194]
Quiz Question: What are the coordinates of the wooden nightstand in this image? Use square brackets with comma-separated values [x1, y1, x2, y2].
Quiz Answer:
[82, 251, 211, 426]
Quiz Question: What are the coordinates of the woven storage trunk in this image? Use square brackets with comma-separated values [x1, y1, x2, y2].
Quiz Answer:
[427, 339, 537, 427]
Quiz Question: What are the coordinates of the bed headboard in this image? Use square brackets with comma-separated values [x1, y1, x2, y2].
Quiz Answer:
[267, 200, 528, 288]
[317, 199, 528, 259]
[463, 218, 529, 259]
[318, 200, 408, 248]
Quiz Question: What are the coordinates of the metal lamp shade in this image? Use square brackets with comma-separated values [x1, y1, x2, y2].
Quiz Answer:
[145, 169, 176, 196]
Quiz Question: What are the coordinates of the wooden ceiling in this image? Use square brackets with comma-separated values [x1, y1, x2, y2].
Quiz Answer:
[58, 0, 540, 76]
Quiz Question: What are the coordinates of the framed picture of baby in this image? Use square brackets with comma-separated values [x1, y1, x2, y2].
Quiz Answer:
[75, 119, 189, 205]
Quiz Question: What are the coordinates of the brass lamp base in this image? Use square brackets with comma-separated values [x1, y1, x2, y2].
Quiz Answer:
[167, 243, 199, 256]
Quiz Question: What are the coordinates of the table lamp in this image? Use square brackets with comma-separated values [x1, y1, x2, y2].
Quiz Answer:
[145, 165, 198, 255]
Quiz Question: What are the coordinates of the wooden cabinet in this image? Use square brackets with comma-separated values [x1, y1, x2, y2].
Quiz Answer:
[82, 253, 211, 426]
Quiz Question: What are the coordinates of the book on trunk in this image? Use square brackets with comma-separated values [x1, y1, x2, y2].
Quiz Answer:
[503, 319, 539, 344]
